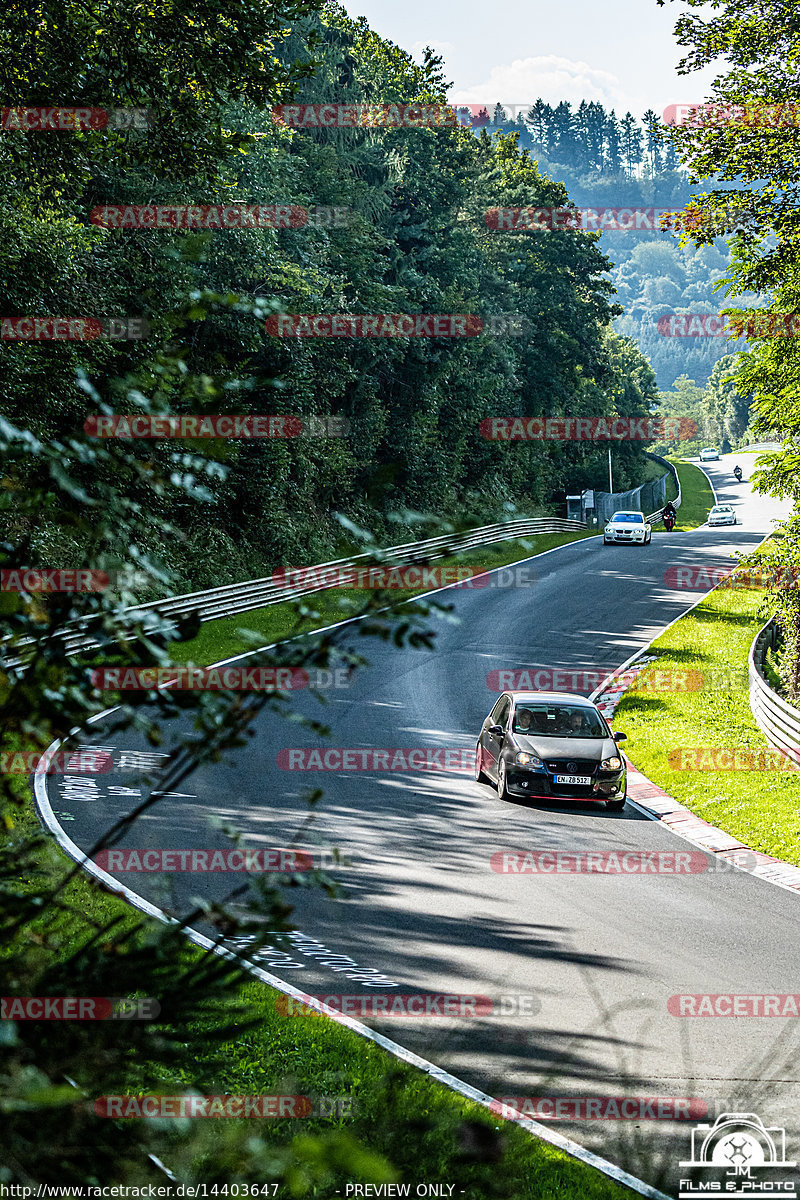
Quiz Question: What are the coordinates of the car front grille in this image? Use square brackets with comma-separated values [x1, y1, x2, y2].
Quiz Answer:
[546, 760, 598, 775]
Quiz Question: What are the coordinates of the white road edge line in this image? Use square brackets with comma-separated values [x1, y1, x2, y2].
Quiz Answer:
[30, 530, 670, 1200]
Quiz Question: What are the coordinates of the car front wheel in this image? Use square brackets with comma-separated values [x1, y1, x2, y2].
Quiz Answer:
[496, 758, 510, 801]
[606, 795, 626, 811]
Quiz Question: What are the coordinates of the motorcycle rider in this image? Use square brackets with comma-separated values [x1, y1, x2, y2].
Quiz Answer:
[733, 464, 743, 481]
[662, 500, 677, 529]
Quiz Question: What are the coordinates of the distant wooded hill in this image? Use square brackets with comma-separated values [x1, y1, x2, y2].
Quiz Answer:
[472, 101, 757, 389]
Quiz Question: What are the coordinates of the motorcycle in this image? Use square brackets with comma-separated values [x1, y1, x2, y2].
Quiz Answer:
[663, 510, 676, 532]
[733, 466, 743, 482]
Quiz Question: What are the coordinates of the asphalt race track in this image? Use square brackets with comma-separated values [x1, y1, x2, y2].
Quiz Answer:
[38, 451, 800, 1195]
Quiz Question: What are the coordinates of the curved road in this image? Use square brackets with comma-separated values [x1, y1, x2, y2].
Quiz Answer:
[39, 452, 800, 1195]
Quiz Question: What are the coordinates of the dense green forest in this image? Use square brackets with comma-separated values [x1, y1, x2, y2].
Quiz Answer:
[478, 100, 759, 389]
[0, 4, 669, 593]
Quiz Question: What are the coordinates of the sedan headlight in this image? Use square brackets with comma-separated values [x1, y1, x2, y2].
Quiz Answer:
[601, 756, 622, 771]
[515, 752, 544, 767]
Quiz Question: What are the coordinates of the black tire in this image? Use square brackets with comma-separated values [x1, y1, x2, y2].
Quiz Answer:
[496, 758, 510, 801]
[475, 743, 488, 784]
[606, 795, 626, 811]
[645, 532, 651, 544]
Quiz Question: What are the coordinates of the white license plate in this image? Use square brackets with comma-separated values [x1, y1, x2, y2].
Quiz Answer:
[555, 774, 592, 785]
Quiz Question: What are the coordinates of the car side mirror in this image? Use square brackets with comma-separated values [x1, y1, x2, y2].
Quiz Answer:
[488, 724, 504, 737]
[613, 731, 627, 742]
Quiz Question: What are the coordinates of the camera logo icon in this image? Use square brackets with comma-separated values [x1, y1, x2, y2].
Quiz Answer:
[679, 1112, 796, 1199]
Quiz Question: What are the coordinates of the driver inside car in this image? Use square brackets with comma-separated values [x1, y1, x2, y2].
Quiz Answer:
[559, 710, 589, 735]
[515, 708, 533, 732]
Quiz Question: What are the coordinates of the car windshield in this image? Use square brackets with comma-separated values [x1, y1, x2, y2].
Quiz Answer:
[611, 513, 643, 524]
[711, 506, 732, 513]
[513, 705, 608, 738]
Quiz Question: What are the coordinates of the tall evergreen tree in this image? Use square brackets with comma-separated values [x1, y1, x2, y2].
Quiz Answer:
[620, 112, 644, 174]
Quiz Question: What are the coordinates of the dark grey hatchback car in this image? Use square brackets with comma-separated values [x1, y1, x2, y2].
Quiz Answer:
[475, 691, 627, 810]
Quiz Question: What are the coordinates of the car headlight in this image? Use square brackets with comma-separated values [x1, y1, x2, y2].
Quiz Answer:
[601, 756, 622, 771]
[515, 752, 543, 767]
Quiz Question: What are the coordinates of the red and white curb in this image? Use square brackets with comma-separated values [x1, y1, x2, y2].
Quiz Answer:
[594, 664, 800, 897]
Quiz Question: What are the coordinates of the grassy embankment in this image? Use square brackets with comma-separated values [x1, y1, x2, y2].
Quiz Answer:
[615, 519, 800, 864]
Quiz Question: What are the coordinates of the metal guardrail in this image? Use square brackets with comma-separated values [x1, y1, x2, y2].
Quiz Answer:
[5, 517, 587, 664]
[645, 456, 681, 526]
[749, 617, 800, 761]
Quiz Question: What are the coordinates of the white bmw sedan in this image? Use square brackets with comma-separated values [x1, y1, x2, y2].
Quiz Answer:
[603, 510, 652, 546]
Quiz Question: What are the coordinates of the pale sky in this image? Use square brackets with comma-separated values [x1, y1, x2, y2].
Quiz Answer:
[340, 0, 722, 119]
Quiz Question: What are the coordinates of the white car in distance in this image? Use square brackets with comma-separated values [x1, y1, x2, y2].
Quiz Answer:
[603, 511, 652, 546]
[699, 447, 720, 461]
[707, 504, 737, 527]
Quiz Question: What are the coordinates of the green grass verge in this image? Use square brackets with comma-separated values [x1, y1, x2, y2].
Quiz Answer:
[669, 459, 714, 531]
[615, 581, 800, 865]
[153, 981, 634, 1198]
[170, 530, 596, 667]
